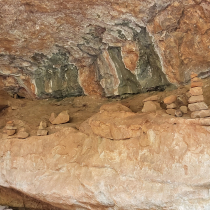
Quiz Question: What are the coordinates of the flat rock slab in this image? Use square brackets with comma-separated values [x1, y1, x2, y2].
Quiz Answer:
[164, 95, 177, 104]
[188, 102, 208, 112]
[189, 87, 203, 96]
[188, 95, 204, 104]
[191, 110, 210, 118]
[191, 81, 203, 88]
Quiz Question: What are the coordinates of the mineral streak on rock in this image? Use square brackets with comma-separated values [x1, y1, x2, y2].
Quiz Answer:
[0, 0, 177, 98]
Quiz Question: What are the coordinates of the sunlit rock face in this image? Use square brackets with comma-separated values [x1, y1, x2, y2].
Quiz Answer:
[1, 0, 210, 98]
[2, 107, 210, 209]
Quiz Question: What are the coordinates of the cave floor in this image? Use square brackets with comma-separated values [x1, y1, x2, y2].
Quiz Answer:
[1, 77, 210, 139]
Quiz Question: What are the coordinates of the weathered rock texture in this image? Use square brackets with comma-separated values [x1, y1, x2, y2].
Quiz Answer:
[2, 108, 210, 209]
[2, 0, 210, 98]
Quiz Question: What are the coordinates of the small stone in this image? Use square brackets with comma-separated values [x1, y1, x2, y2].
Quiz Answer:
[11, 106, 18, 110]
[180, 106, 188, 114]
[37, 129, 48, 136]
[166, 103, 176, 109]
[54, 102, 61, 106]
[143, 95, 159, 102]
[50, 111, 70, 125]
[7, 129, 16, 136]
[175, 109, 183, 117]
[142, 101, 161, 113]
[191, 77, 201, 82]
[189, 87, 203, 96]
[6, 121, 13, 124]
[100, 103, 132, 113]
[5, 125, 17, 130]
[49, 113, 56, 124]
[188, 102, 208, 112]
[186, 91, 191, 98]
[191, 72, 198, 79]
[163, 95, 177, 104]
[166, 109, 176, 116]
[191, 81, 203, 88]
[191, 110, 210, 118]
[17, 131, 29, 139]
[188, 95, 204, 104]
[177, 95, 188, 106]
[39, 121, 47, 130]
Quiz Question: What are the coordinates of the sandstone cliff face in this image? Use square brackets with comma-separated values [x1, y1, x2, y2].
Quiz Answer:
[1, 108, 210, 209]
[1, 0, 210, 98]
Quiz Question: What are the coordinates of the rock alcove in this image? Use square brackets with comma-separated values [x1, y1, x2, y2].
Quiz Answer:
[2, 0, 210, 210]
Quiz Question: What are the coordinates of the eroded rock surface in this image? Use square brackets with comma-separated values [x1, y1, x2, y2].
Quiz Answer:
[1, 107, 210, 209]
[3, 0, 210, 98]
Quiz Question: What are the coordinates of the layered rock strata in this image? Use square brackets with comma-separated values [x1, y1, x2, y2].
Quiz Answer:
[1, 106, 210, 209]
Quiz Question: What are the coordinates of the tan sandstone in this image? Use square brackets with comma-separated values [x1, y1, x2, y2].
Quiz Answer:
[142, 101, 161, 113]
[166, 109, 176, 116]
[189, 87, 203, 96]
[49, 111, 70, 125]
[166, 103, 177, 109]
[180, 106, 188, 114]
[191, 110, 210, 118]
[188, 102, 208, 112]
[188, 95, 204, 104]
[163, 95, 177, 104]
[1, 108, 210, 209]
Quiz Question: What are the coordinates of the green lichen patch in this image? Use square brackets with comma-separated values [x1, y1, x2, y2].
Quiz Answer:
[33, 50, 83, 98]
[108, 47, 141, 95]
